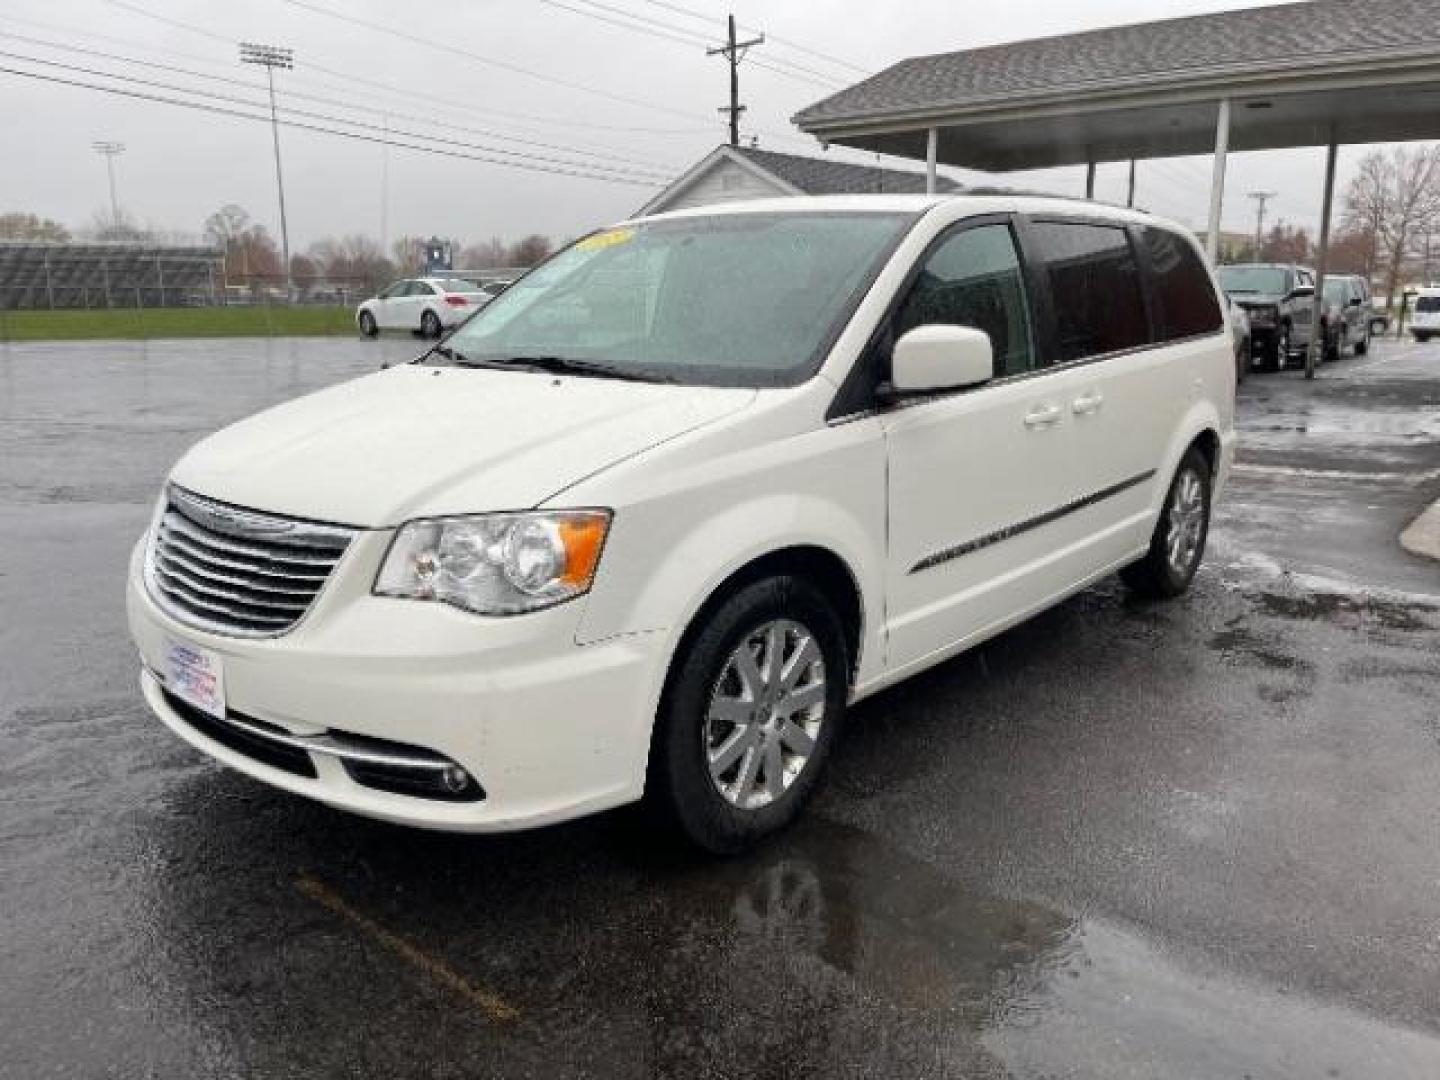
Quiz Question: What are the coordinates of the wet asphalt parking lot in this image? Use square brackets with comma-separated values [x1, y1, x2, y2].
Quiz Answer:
[2, 333, 1439, 1078]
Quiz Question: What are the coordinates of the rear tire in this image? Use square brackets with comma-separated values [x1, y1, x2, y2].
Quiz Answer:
[1121, 447, 1212, 600]
[421, 309, 442, 338]
[647, 575, 848, 854]
[357, 310, 378, 338]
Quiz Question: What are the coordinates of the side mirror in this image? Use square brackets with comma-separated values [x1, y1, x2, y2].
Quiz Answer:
[888, 325, 994, 395]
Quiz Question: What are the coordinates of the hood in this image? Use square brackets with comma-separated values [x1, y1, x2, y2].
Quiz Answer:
[170, 364, 755, 527]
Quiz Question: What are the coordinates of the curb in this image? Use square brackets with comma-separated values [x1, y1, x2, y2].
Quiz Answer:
[1400, 498, 1440, 562]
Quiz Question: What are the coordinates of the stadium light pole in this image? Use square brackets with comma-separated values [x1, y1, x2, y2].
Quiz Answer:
[240, 41, 294, 297]
[91, 141, 125, 231]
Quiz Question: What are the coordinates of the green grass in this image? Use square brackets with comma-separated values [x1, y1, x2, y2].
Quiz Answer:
[0, 305, 358, 341]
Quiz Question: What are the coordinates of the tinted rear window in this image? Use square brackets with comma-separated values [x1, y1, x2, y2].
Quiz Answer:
[1142, 227, 1222, 340]
[1417, 296, 1440, 313]
[1030, 221, 1148, 362]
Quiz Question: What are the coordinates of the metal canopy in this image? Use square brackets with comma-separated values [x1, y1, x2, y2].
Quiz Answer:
[792, 0, 1440, 379]
[802, 76, 1440, 173]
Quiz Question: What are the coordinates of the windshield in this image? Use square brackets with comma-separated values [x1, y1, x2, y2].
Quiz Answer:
[435, 210, 915, 386]
[1218, 265, 1290, 294]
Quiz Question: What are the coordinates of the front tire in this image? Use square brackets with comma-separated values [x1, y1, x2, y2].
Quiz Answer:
[1354, 325, 1370, 356]
[357, 310, 378, 337]
[648, 575, 848, 854]
[1121, 447, 1212, 599]
[420, 309, 442, 338]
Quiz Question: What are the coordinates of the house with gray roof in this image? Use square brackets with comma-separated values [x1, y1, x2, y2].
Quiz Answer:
[638, 144, 961, 216]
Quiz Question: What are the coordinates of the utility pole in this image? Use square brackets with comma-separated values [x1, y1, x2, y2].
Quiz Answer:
[240, 42, 294, 298]
[1126, 159, 1136, 208]
[708, 14, 764, 147]
[91, 141, 125, 230]
[1248, 190, 1277, 259]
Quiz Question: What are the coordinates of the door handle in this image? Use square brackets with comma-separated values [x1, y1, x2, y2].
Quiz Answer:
[1023, 403, 1063, 429]
[1072, 391, 1104, 415]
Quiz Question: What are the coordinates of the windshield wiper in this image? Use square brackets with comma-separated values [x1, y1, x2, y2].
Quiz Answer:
[427, 343, 517, 372]
[500, 355, 677, 384]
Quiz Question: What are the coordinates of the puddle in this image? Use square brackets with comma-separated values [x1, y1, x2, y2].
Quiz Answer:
[1248, 589, 1433, 632]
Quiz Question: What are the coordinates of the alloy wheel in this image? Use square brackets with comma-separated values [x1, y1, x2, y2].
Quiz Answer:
[1166, 467, 1206, 576]
[704, 619, 827, 810]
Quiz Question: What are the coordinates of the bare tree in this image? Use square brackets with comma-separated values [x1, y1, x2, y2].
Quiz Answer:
[1341, 145, 1440, 306]
[310, 234, 393, 292]
[390, 236, 426, 275]
[203, 204, 252, 247]
[507, 234, 553, 267]
[460, 236, 509, 269]
[0, 212, 71, 242]
[86, 208, 153, 242]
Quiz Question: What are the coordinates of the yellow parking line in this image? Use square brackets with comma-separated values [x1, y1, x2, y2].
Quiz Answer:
[296, 875, 521, 1023]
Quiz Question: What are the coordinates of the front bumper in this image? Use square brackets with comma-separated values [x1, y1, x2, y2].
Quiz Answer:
[127, 538, 667, 831]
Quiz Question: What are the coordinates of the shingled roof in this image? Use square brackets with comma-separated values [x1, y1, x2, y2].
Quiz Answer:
[729, 146, 961, 195]
[795, 0, 1440, 128]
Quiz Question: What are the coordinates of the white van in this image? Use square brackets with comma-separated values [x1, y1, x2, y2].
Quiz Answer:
[128, 196, 1236, 852]
[1412, 286, 1440, 342]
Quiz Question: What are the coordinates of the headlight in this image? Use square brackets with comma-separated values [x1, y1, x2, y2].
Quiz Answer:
[374, 510, 611, 615]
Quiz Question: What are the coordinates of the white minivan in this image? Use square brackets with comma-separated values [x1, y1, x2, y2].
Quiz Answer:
[128, 196, 1236, 852]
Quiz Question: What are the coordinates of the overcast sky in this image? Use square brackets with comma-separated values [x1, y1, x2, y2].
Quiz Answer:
[0, 0, 1409, 250]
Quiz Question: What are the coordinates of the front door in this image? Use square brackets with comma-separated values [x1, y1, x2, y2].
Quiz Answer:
[373, 280, 408, 328]
[881, 219, 1099, 676]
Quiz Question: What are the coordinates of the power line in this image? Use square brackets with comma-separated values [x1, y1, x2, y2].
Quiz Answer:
[0, 28, 685, 173]
[0, 61, 671, 187]
[535, 0, 845, 88]
[271, 0, 704, 122]
[627, 0, 872, 74]
[0, 48, 674, 182]
[94, 0, 820, 155]
[1, 9, 713, 139]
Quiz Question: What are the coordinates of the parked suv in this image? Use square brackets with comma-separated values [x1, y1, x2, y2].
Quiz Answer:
[128, 196, 1236, 852]
[1217, 263, 1315, 371]
[1320, 274, 1372, 358]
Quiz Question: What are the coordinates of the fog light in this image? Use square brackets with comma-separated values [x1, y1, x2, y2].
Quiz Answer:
[440, 765, 471, 793]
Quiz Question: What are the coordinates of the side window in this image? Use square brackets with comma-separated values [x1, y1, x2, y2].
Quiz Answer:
[892, 223, 1036, 378]
[379, 281, 405, 299]
[408, 281, 436, 296]
[1029, 221, 1148, 362]
[1141, 227, 1223, 341]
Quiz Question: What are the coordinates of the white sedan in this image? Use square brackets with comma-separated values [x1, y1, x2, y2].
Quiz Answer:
[356, 277, 492, 338]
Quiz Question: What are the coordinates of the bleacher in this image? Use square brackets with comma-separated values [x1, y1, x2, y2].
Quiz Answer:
[0, 242, 225, 309]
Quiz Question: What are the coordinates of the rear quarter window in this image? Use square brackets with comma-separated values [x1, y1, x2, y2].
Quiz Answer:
[1029, 220, 1148, 363]
[1142, 227, 1223, 341]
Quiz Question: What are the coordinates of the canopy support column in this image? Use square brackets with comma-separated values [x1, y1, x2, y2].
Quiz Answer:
[1206, 98, 1231, 264]
[925, 127, 938, 194]
[1085, 159, 1096, 199]
[1306, 132, 1339, 380]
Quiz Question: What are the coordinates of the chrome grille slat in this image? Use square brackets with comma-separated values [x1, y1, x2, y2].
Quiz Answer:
[160, 515, 338, 566]
[156, 547, 319, 598]
[153, 563, 312, 613]
[158, 529, 332, 583]
[144, 486, 356, 638]
[151, 575, 296, 627]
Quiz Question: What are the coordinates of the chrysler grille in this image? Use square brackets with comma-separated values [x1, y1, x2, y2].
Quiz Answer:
[144, 486, 356, 637]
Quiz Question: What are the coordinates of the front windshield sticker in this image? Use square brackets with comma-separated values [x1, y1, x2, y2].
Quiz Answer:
[576, 228, 635, 252]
